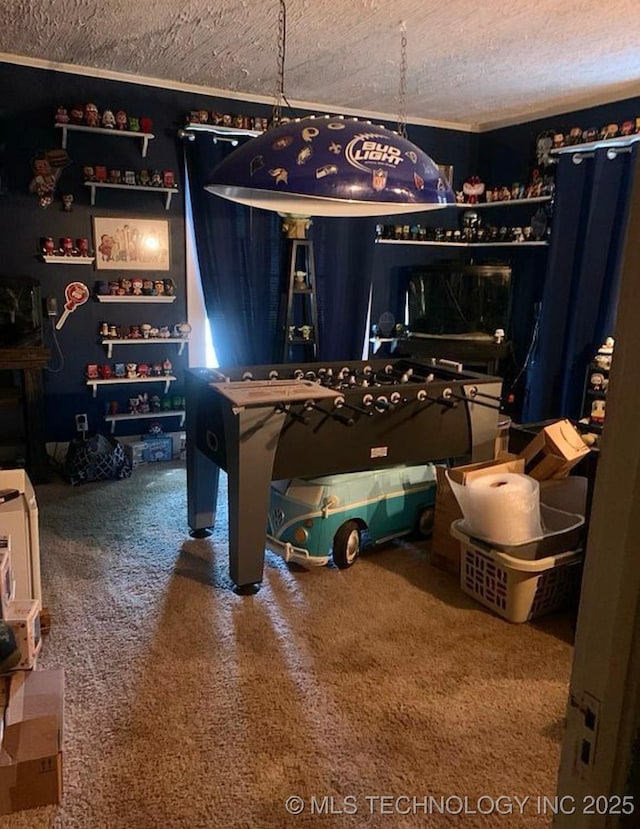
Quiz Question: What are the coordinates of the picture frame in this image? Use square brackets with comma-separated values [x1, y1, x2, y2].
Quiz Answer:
[92, 216, 170, 271]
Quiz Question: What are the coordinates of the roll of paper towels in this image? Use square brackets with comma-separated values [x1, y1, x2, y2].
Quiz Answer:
[447, 471, 543, 546]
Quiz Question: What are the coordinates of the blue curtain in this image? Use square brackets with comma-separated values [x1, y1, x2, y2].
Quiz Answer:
[185, 135, 282, 366]
[523, 145, 636, 422]
[184, 133, 375, 366]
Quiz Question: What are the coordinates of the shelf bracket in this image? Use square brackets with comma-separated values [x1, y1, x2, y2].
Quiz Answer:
[164, 191, 173, 210]
[88, 183, 97, 206]
[141, 135, 150, 157]
[90, 381, 97, 398]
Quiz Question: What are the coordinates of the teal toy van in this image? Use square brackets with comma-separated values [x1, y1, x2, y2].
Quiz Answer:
[266, 464, 437, 569]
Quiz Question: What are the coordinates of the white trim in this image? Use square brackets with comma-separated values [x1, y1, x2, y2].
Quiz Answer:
[0, 51, 476, 134]
[474, 81, 640, 132]
[4, 51, 640, 133]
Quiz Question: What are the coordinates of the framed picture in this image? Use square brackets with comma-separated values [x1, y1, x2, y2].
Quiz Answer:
[93, 216, 170, 271]
[437, 163, 454, 188]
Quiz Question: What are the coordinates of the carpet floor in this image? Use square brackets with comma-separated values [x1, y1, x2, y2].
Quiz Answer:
[0, 461, 575, 828]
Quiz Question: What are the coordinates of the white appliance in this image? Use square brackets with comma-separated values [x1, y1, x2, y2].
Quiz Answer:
[0, 469, 41, 603]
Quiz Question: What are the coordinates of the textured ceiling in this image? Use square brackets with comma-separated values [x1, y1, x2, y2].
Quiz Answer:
[1, 0, 640, 130]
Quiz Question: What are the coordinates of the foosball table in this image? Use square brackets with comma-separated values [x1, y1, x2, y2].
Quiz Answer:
[185, 357, 503, 591]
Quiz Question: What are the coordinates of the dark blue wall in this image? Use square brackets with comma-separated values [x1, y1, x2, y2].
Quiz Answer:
[1, 57, 637, 439]
[0, 61, 477, 441]
[476, 96, 640, 416]
[0, 63, 266, 441]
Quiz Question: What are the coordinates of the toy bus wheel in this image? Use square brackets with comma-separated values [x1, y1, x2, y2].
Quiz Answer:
[332, 521, 361, 569]
[418, 507, 435, 537]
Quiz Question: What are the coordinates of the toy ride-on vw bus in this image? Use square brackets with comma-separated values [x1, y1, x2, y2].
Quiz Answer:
[266, 464, 437, 569]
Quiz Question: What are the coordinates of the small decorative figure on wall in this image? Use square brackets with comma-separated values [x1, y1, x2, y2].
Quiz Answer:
[29, 155, 58, 208]
[41, 236, 56, 256]
[29, 149, 70, 208]
[55, 282, 89, 331]
[60, 236, 74, 256]
[84, 103, 100, 126]
[62, 194, 74, 212]
[462, 176, 485, 204]
[76, 237, 90, 257]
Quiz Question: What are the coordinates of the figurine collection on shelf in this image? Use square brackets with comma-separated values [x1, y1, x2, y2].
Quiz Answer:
[455, 169, 555, 205]
[375, 211, 550, 244]
[41, 236, 92, 257]
[185, 110, 268, 131]
[83, 166, 176, 189]
[579, 337, 615, 439]
[94, 277, 175, 297]
[537, 117, 640, 157]
[103, 393, 185, 417]
[86, 358, 174, 380]
[55, 104, 152, 134]
[98, 321, 191, 340]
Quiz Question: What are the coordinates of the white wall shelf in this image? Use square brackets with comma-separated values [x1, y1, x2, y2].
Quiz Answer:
[104, 410, 185, 434]
[96, 295, 176, 303]
[86, 376, 176, 397]
[453, 196, 552, 208]
[101, 338, 188, 358]
[550, 133, 640, 158]
[84, 181, 178, 210]
[42, 255, 95, 264]
[375, 239, 549, 247]
[55, 123, 155, 157]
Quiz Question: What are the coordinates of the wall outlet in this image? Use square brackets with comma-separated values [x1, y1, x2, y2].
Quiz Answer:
[46, 296, 58, 317]
[75, 413, 88, 433]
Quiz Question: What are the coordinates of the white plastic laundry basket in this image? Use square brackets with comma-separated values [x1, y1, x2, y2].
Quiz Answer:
[451, 521, 583, 623]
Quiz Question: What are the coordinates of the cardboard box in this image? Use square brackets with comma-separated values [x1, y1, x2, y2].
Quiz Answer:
[0, 669, 64, 814]
[124, 441, 147, 469]
[141, 435, 173, 462]
[5, 600, 41, 670]
[430, 456, 525, 576]
[519, 419, 590, 480]
[0, 551, 14, 619]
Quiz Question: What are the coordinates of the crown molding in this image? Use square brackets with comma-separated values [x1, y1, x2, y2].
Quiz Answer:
[0, 52, 478, 134]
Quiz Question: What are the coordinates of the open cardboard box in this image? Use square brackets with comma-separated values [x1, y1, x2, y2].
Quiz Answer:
[0, 669, 64, 814]
[430, 454, 525, 576]
[518, 418, 590, 480]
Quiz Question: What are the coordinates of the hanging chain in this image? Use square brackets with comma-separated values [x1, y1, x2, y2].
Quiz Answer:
[271, 0, 287, 127]
[398, 22, 408, 139]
